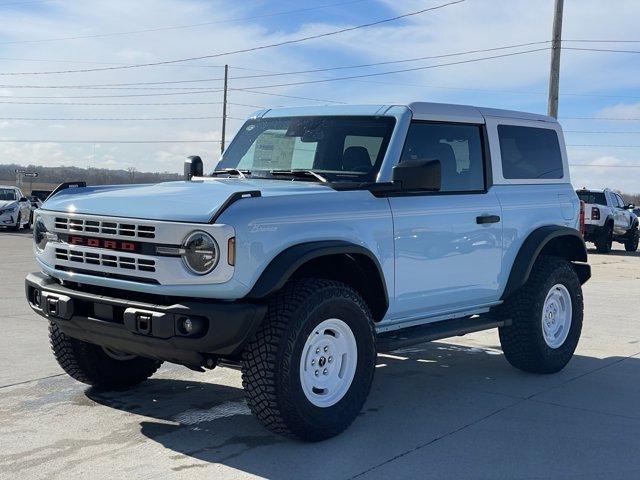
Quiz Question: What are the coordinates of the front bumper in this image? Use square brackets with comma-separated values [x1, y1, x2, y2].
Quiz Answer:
[26, 272, 267, 368]
[0, 211, 16, 226]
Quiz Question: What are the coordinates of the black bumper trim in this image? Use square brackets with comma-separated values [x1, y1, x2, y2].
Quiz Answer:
[25, 272, 267, 367]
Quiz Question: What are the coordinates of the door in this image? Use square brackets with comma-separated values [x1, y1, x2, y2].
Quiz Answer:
[388, 122, 503, 322]
[612, 192, 631, 235]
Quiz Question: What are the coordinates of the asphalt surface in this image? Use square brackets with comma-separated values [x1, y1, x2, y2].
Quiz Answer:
[1, 229, 639, 479]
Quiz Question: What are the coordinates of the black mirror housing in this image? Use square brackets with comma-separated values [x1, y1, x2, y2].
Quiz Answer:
[184, 155, 203, 181]
[392, 159, 441, 191]
[19, 196, 28, 202]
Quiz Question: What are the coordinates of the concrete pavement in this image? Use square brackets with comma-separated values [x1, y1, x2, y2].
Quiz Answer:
[1, 230, 639, 479]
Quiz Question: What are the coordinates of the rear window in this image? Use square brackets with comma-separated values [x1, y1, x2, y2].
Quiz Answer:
[577, 191, 606, 205]
[498, 125, 564, 179]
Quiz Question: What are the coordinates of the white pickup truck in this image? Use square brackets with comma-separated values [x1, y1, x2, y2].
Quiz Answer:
[576, 188, 638, 253]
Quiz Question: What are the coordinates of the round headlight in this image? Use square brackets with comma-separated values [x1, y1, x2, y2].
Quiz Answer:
[182, 231, 219, 275]
[34, 217, 48, 252]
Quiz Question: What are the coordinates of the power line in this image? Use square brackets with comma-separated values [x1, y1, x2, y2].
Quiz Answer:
[564, 47, 640, 54]
[0, 1, 466, 76]
[222, 88, 346, 104]
[225, 47, 549, 91]
[0, 0, 370, 45]
[565, 130, 640, 134]
[0, 115, 244, 121]
[0, 89, 225, 99]
[563, 39, 640, 43]
[0, 41, 550, 89]
[0, 100, 263, 107]
[567, 144, 640, 147]
[563, 117, 640, 121]
[570, 164, 640, 168]
[0, 139, 220, 143]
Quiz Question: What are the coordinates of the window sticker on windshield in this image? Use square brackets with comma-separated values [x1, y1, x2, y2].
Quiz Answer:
[252, 131, 295, 170]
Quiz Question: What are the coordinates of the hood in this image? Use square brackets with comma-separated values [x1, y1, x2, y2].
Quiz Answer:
[0, 200, 17, 210]
[41, 178, 335, 223]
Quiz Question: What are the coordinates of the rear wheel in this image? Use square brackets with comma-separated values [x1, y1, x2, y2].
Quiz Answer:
[595, 223, 613, 253]
[497, 255, 583, 374]
[241, 278, 376, 441]
[625, 225, 639, 252]
[49, 322, 162, 390]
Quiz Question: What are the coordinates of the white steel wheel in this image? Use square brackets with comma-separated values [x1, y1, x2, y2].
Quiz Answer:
[541, 283, 572, 349]
[299, 318, 358, 408]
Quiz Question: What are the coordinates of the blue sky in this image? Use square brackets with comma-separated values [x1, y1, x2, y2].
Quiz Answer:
[1, 0, 639, 191]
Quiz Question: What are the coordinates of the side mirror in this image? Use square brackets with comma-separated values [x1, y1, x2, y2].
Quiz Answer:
[626, 203, 635, 210]
[392, 159, 441, 191]
[184, 155, 203, 180]
[19, 197, 28, 202]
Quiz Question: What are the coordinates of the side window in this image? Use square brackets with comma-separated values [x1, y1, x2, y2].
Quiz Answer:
[498, 125, 563, 180]
[400, 122, 485, 192]
[615, 193, 625, 208]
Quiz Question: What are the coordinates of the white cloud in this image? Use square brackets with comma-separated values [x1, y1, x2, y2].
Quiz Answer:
[0, 0, 639, 190]
[599, 102, 640, 119]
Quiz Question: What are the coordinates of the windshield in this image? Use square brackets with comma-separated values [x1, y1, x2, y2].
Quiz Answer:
[577, 191, 606, 205]
[217, 116, 396, 182]
[0, 189, 16, 201]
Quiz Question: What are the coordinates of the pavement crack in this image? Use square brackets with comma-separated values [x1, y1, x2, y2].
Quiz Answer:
[0, 373, 65, 390]
[348, 397, 525, 479]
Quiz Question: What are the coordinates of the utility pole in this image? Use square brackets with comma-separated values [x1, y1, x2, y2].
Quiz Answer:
[547, 0, 564, 118]
[221, 64, 228, 155]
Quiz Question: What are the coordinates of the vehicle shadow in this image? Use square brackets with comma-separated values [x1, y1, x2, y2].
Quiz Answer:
[85, 342, 640, 479]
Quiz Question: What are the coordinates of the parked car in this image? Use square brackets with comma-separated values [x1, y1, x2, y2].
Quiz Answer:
[0, 185, 32, 231]
[576, 188, 638, 253]
[26, 102, 590, 441]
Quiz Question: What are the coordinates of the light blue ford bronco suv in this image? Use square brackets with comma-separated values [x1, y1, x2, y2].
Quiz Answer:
[26, 102, 590, 441]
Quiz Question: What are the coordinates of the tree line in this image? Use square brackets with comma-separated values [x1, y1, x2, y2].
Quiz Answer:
[0, 163, 182, 186]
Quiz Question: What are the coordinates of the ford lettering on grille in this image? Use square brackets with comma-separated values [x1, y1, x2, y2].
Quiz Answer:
[68, 235, 139, 252]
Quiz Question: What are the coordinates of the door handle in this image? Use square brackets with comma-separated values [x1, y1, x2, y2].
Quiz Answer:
[476, 214, 501, 224]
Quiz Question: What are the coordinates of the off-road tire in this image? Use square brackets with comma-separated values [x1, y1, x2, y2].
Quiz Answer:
[241, 278, 376, 442]
[49, 322, 162, 390]
[497, 255, 583, 374]
[595, 223, 613, 253]
[625, 225, 639, 252]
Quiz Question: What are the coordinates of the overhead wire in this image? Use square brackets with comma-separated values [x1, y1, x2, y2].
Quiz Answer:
[0, 1, 466, 75]
[0, 0, 371, 45]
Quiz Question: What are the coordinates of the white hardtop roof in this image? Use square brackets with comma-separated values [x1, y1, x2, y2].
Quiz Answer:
[256, 102, 557, 125]
[0, 185, 17, 189]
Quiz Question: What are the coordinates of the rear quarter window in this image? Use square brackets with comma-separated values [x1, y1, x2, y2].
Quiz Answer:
[577, 191, 606, 205]
[498, 125, 564, 180]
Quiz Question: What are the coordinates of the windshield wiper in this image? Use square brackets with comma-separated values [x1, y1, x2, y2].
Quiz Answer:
[210, 168, 250, 178]
[270, 170, 328, 183]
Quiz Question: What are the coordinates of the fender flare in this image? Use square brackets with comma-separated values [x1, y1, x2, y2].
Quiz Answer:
[501, 225, 589, 300]
[246, 240, 388, 311]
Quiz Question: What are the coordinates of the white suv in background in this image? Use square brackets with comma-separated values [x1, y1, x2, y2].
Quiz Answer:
[0, 185, 32, 231]
[577, 188, 638, 253]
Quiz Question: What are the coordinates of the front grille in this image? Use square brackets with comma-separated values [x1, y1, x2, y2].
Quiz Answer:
[54, 217, 156, 239]
[55, 247, 156, 272]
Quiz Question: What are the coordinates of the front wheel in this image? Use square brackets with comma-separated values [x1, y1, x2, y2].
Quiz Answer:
[49, 322, 162, 390]
[241, 279, 376, 441]
[11, 212, 22, 232]
[497, 255, 583, 374]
